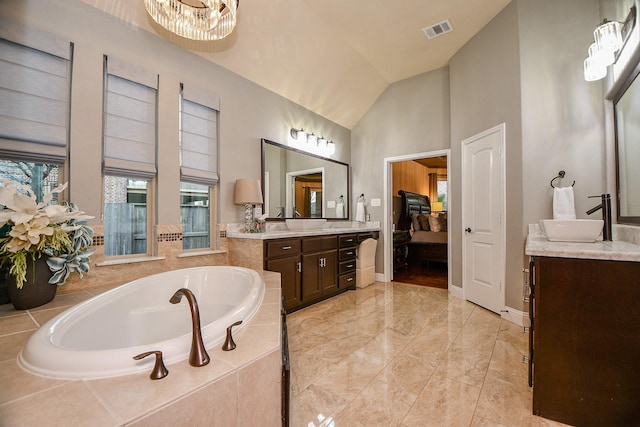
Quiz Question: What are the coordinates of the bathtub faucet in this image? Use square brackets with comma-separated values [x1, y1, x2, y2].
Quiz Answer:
[170, 288, 210, 367]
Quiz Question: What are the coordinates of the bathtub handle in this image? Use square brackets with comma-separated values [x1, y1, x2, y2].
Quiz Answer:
[133, 351, 169, 380]
[222, 320, 243, 351]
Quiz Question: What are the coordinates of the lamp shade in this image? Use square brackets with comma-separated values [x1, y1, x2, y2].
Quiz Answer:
[432, 201, 444, 212]
[234, 178, 263, 204]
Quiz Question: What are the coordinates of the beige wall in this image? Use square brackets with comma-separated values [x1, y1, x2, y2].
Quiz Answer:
[1, 0, 350, 289]
[449, 2, 523, 304]
[351, 68, 451, 271]
[1, 0, 351, 227]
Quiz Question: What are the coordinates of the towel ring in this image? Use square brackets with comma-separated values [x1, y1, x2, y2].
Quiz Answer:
[550, 170, 575, 188]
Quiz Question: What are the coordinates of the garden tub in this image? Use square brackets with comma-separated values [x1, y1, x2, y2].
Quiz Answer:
[19, 266, 265, 380]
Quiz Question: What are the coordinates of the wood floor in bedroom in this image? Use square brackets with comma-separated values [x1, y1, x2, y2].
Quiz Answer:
[393, 261, 448, 289]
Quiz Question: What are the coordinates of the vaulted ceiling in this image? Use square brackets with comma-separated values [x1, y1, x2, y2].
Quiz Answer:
[81, 0, 512, 129]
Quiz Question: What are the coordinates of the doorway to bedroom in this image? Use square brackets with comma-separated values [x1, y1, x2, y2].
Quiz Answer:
[384, 150, 450, 290]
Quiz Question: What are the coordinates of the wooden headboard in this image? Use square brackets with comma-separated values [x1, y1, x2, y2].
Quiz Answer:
[398, 190, 431, 231]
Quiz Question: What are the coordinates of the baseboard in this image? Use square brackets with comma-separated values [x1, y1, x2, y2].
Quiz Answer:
[501, 306, 529, 327]
[448, 284, 463, 299]
[375, 273, 385, 282]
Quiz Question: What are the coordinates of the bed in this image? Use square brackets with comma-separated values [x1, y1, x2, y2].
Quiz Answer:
[397, 190, 448, 264]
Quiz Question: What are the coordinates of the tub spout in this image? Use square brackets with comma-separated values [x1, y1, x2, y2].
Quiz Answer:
[170, 288, 210, 367]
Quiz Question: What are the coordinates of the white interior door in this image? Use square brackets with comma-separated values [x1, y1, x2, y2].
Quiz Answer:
[462, 124, 505, 314]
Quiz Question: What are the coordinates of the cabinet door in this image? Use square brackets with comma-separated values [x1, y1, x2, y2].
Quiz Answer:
[267, 256, 301, 312]
[302, 253, 322, 301]
[320, 249, 338, 295]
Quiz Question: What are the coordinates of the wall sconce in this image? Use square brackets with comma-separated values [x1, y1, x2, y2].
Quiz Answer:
[584, 7, 636, 81]
[307, 133, 318, 144]
[327, 140, 336, 155]
[234, 178, 263, 233]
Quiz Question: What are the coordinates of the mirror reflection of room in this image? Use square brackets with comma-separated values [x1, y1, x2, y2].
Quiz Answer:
[262, 139, 349, 220]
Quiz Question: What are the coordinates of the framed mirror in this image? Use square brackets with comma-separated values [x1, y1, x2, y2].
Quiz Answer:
[614, 59, 640, 224]
[261, 138, 349, 219]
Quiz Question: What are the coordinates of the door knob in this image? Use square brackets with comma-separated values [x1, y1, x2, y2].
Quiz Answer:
[465, 227, 472, 233]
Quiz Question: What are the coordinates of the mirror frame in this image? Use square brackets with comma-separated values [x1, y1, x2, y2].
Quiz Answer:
[261, 138, 350, 221]
[613, 58, 640, 225]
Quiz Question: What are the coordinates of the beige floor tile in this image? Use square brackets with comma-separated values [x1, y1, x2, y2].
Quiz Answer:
[0, 359, 67, 405]
[0, 330, 32, 363]
[0, 313, 37, 336]
[29, 306, 69, 326]
[401, 372, 482, 427]
[288, 282, 550, 427]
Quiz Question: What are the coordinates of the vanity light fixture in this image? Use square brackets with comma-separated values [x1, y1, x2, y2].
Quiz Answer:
[144, 0, 239, 41]
[289, 127, 336, 156]
[584, 7, 636, 82]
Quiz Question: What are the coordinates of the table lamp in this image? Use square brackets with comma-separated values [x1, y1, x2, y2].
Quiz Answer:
[234, 178, 263, 232]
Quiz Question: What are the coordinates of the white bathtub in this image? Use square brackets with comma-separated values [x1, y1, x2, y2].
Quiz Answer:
[19, 266, 265, 380]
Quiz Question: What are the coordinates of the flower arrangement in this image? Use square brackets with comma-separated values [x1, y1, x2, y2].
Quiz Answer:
[0, 180, 95, 288]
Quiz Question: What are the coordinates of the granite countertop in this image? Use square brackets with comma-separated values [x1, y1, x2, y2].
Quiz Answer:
[525, 224, 640, 262]
[227, 221, 381, 240]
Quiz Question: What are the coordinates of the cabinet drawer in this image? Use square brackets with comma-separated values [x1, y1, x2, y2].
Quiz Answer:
[302, 236, 337, 253]
[358, 231, 378, 242]
[339, 234, 357, 248]
[339, 272, 356, 288]
[339, 260, 356, 275]
[266, 239, 301, 258]
[339, 247, 357, 261]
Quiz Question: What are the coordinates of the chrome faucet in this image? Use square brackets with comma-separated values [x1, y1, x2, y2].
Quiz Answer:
[586, 193, 612, 241]
[170, 288, 210, 367]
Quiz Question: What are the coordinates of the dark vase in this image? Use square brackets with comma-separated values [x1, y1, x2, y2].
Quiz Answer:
[7, 256, 57, 310]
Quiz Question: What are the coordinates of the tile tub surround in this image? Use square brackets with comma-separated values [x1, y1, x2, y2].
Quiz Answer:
[289, 281, 571, 426]
[0, 271, 282, 426]
[526, 223, 640, 261]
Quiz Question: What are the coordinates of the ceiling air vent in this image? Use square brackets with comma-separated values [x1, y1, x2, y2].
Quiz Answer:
[422, 19, 453, 39]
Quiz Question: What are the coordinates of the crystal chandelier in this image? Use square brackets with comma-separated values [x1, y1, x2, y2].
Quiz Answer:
[144, 0, 239, 41]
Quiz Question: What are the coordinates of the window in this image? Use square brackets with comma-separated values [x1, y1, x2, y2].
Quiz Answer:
[437, 176, 448, 210]
[102, 56, 158, 257]
[0, 33, 72, 201]
[179, 84, 219, 250]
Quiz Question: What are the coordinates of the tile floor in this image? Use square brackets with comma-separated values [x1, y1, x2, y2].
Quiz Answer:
[288, 281, 571, 427]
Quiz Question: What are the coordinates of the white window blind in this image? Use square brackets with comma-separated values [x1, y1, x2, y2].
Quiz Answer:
[180, 84, 219, 185]
[0, 37, 71, 164]
[103, 56, 158, 179]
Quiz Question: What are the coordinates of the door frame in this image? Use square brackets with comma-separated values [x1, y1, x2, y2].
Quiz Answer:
[461, 123, 506, 311]
[285, 167, 325, 218]
[383, 149, 451, 287]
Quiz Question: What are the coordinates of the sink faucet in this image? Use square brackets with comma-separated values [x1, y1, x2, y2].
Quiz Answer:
[170, 288, 210, 367]
[586, 193, 612, 241]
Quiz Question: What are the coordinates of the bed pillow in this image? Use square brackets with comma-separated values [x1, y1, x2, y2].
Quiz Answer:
[438, 211, 447, 232]
[418, 213, 430, 231]
[411, 213, 421, 231]
[428, 214, 442, 232]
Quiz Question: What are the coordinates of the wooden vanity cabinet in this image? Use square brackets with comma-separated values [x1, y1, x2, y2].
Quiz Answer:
[530, 256, 640, 426]
[264, 231, 379, 313]
[265, 239, 301, 312]
[302, 236, 338, 301]
[338, 234, 358, 289]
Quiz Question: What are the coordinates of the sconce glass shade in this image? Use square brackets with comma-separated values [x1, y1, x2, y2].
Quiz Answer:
[327, 141, 336, 155]
[290, 128, 305, 141]
[307, 133, 318, 144]
[317, 137, 327, 150]
[588, 42, 615, 67]
[584, 56, 607, 81]
[594, 20, 623, 55]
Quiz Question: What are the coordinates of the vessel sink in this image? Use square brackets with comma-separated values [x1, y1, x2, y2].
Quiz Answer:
[539, 219, 604, 243]
[285, 219, 327, 231]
